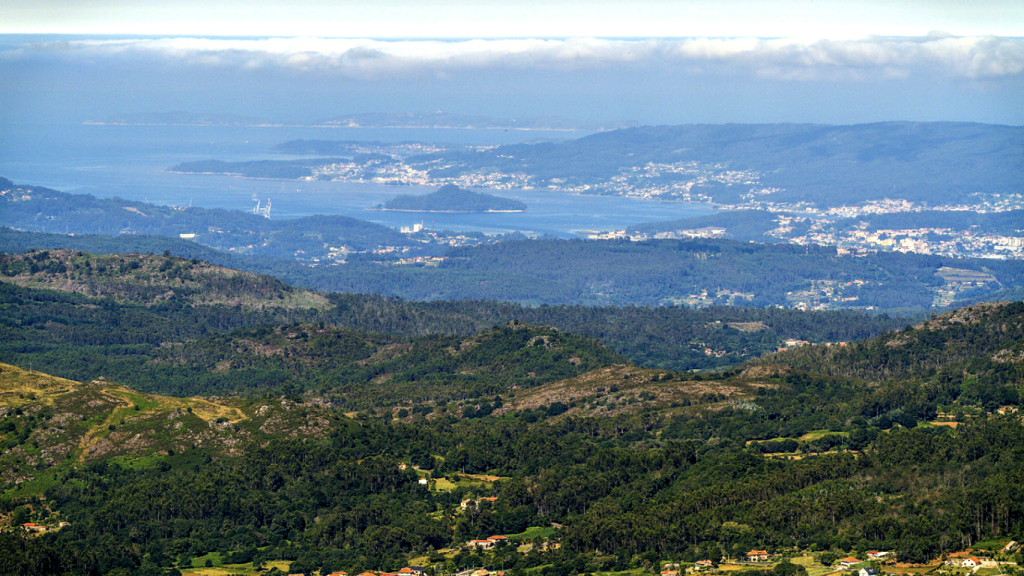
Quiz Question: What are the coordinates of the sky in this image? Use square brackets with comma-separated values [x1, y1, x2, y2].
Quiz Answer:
[4, 0, 1024, 38]
[1, 0, 1022, 126]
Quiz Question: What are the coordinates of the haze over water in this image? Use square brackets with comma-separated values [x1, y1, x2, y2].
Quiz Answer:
[0, 122, 715, 237]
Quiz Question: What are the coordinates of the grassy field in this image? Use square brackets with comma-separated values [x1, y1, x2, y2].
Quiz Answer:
[0, 362, 80, 407]
[180, 559, 292, 576]
[719, 563, 765, 571]
[1, 361, 260, 498]
[508, 526, 558, 541]
[432, 473, 507, 492]
[892, 564, 942, 575]
[972, 539, 1010, 551]
[799, 429, 850, 441]
[589, 569, 646, 576]
[790, 555, 838, 576]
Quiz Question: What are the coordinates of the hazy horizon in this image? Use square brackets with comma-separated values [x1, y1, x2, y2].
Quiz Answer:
[2, 1, 1022, 154]
[3, 29, 1023, 128]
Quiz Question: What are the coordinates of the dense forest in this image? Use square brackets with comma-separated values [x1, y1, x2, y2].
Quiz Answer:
[0, 249, 909, 387]
[325, 238, 1021, 309]
[1, 299, 1023, 576]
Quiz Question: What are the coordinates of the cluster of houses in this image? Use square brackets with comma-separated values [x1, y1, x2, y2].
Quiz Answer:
[732, 550, 892, 575]
[20, 521, 69, 533]
[466, 535, 509, 550]
[460, 497, 498, 510]
[456, 569, 506, 576]
[836, 557, 879, 576]
[317, 567, 509, 576]
[663, 560, 715, 576]
[944, 556, 984, 568]
[322, 567, 428, 576]
[939, 546, 1019, 569]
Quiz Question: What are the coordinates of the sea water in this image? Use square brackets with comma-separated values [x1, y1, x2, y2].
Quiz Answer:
[0, 122, 715, 237]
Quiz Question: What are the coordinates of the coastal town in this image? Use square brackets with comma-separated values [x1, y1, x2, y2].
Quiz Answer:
[288, 146, 1024, 262]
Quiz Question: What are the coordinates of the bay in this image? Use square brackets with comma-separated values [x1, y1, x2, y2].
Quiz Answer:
[0, 123, 716, 237]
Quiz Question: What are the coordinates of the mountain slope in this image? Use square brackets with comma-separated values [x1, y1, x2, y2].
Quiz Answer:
[754, 301, 1024, 422]
[0, 363, 246, 486]
[413, 122, 1024, 207]
[0, 180, 415, 257]
[762, 301, 1024, 382]
[0, 249, 329, 310]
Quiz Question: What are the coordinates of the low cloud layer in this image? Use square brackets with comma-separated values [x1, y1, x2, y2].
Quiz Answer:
[5, 35, 1024, 80]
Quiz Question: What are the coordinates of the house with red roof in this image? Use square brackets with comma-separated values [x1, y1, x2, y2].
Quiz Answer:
[838, 557, 861, 570]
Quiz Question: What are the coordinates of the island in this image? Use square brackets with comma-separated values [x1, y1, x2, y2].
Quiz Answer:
[374, 184, 527, 213]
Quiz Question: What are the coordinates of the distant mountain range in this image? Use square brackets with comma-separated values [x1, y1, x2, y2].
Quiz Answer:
[170, 121, 1024, 213]
[87, 111, 633, 131]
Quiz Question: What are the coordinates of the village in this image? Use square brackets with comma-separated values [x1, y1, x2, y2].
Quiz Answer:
[300, 151, 1024, 265]
[153, 538, 1021, 576]
[4, 456, 1023, 576]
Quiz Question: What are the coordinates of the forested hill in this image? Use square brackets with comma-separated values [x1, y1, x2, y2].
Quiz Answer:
[2, 297, 1024, 576]
[0, 247, 908, 376]
[407, 122, 1024, 207]
[759, 301, 1024, 401]
[147, 321, 626, 403]
[378, 184, 527, 212]
[0, 249, 328, 310]
[329, 237, 1021, 309]
[0, 181, 415, 256]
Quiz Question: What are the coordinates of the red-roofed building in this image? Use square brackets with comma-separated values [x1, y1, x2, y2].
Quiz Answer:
[838, 557, 861, 569]
[747, 551, 771, 562]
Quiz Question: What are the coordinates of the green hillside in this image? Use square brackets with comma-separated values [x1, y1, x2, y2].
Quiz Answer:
[0, 181, 417, 259]
[0, 245, 909, 374]
[756, 301, 1024, 421]
[1, 302, 1023, 576]
[147, 320, 625, 406]
[0, 249, 329, 310]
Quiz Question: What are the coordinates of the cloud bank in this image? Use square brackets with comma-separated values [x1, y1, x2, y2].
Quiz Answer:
[5, 35, 1024, 80]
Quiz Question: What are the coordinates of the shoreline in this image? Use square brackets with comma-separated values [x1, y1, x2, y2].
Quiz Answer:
[368, 208, 526, 213]
[83, 121, 603, 133]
